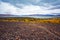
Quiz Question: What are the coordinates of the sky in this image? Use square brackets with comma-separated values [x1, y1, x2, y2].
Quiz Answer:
[0, 0, 60, 15]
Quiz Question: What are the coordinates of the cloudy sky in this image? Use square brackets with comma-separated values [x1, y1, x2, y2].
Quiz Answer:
[0, 0, 60, 15]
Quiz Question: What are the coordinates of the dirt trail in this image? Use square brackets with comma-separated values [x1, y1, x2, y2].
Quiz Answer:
[27, 23, 60, 39]
[0, 22, 60, 40]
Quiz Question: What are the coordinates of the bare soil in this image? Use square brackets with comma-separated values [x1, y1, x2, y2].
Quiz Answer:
[0, 21, 60, 40]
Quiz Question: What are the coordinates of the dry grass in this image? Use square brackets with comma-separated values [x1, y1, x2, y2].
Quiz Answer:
[0, 17, 60, 24]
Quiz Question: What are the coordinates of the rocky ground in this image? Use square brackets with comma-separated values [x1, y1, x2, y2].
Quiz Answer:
[0, 21, 60, 40]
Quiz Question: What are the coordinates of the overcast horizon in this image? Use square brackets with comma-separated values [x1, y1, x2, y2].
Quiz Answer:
[0, 0, 60, 15]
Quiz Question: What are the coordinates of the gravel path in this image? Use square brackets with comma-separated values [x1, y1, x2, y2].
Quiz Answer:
[0, 22, 60, 40]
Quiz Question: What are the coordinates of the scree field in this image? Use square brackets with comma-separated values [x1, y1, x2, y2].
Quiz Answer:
[0, 17, 60, 40]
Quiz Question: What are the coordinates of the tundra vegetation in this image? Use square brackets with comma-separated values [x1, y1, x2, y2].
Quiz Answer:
[0, 17, 60, 24]
[0, 17, 60, 40]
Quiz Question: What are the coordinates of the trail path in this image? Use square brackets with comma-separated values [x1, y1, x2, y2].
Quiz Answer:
[0, 22, 60, 40]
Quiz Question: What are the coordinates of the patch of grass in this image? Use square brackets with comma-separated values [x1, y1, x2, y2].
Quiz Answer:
[0, 17, 60, 24]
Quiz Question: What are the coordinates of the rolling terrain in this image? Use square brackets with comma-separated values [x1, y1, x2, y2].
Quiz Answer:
[0, 17, 60, 40]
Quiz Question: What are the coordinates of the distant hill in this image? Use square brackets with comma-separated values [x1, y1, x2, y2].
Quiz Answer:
[0, 14, 60, 16]
[0, 14, 60, 18]
[0, 14, 13, 16]
[24, 14, 60, 16]
[0, 14, 19, 17]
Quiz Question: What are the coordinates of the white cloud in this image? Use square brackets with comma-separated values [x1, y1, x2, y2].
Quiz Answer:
[0, 2, 60, 15]
[0, 2, 19, 15]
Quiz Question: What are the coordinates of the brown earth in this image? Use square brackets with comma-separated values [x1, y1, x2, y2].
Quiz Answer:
[0, 18, 60, 40]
